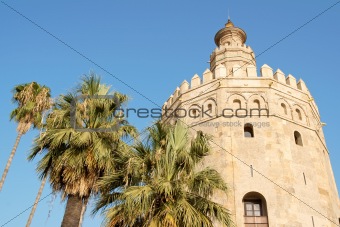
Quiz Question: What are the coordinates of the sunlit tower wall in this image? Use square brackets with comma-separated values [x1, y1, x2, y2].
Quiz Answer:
[162, 20, 340, 226]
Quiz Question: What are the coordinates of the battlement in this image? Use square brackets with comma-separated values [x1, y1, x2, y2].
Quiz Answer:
[163, 63, 310, 110]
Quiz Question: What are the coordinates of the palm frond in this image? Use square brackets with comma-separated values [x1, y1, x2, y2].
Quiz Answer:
[94, 121, 233, 226]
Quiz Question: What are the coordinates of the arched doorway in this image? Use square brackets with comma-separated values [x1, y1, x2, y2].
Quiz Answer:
[243, 192, 269, 226]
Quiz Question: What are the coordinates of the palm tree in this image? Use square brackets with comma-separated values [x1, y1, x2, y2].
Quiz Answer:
[29, 74, 136, 227]
[94, 122, 233, 227]
[0, 82, 51, 191]
[26, 175, 48, 227]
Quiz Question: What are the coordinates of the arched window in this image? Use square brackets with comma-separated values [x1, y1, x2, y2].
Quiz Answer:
[243, 192, 268, 225]
[188, 107, 200, 119]
[192, 109, 199, 118]
[207, 103, 212, 113]
[294, 131, 303, 146]
[254, 99, 260, 109]
[244, 123, 254, 138]
[233, 99, 241, 109]
[281, 103, 287, 115]
[296, 109, 302, 120]
[189, 105, 201, 119]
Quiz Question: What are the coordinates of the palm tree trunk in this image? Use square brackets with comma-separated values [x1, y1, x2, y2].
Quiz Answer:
[26, 175, 47, 227]
[61, 194, 83, 227]
[0, 132, 23, 191]
[78, 196, 89, 227]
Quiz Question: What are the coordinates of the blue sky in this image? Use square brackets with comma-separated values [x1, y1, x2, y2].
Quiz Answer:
[0, 1, 339, 226]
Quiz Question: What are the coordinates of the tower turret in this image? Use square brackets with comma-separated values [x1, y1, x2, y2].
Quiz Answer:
[210, 19, 256, 76]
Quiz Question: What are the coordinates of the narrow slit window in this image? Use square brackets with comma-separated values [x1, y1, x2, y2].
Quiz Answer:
[281, 103, 287, 115]
[233, 99, 241, 109]
[207, 103, 212, 113]
[254, 99, 260, 109]
[296, 109, 302, 120]
[244, 123, 254, 138]
[294, 131, 303, 146]
[191, 108, 200, 118]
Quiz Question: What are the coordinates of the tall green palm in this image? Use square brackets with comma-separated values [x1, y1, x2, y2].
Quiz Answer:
[0, 82, 51, 191]
[95, 122, 233, 227]
[29, 74, 136, 227]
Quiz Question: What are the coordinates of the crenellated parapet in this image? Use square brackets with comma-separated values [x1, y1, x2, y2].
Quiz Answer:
[163, 63, 311, 111]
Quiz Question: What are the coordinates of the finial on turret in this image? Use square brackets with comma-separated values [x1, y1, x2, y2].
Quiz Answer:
[225, 19, 234, 28]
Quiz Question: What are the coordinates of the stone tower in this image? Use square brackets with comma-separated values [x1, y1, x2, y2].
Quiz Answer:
[162, 20, 340, 226]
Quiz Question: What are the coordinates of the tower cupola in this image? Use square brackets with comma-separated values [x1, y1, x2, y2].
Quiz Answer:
[210, 19, 255, 76]
[214, 19, 247, 46]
